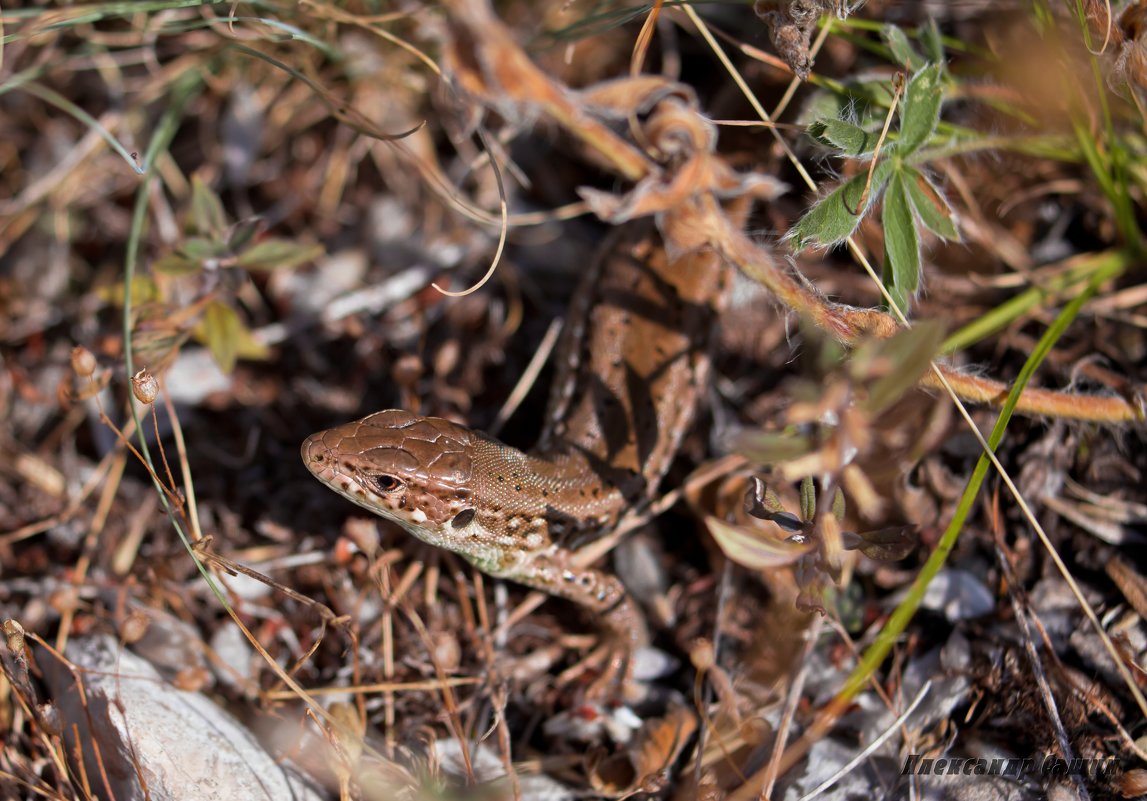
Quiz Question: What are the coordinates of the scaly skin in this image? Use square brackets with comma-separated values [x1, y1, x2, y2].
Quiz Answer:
[302, 220, 734, 686]
[301, 410, 642, 655]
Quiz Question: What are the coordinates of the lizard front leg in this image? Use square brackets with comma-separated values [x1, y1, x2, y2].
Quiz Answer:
[502, 548, 649, 693]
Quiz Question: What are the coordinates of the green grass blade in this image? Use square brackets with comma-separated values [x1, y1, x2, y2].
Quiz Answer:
[832, 254, 1124, 705]
[20, 82, 144, 173]
[121, 71, 229, 599]
[942, 250, 1131, 354]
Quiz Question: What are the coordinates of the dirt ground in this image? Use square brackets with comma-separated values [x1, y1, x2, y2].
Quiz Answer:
[2, 2, 1146, 800]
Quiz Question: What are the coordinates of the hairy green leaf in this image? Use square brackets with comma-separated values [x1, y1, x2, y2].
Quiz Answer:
[882, 171, 920, 310]
[237, 238, 323, 271]
[190, 175, 227, 237]
[899, 63, 944, 153]
[799, 78, 896, 133]
[789, 160, 895, 250]
[882, 24, 922, 70]
[903, 167, 959, 241]
[808, 118, 881, 157]
[862, 320, 945, 415]
[919, 19, 945, 64]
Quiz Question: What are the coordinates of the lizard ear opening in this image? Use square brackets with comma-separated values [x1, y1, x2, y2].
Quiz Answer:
[451, 508, 476, 529]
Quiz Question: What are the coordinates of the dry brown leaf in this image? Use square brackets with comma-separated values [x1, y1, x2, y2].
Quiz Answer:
[589, 704, 698, 797]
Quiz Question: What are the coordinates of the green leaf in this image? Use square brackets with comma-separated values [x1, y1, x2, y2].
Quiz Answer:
[861, 320, 945, 415]
[800, 476, 815, 523]
[153, 253, 201, 276]
[882, 170, 920, 310]
[736, 431, 816, 466]
[918, 19, 945, 64]
[236, 238, 323, 271]
[899, 63, 944, 153]
[800, 89, 853, 130]
[848, 525, 918, 561]
[744, 477, 792, 520]
[882, 24, 921, 70]
[202, 300, 241, 373]
[232, 322, 272, 362]
[789, 160, 895, 250]
[97, 276, 159, 306]
[704, 516, 813, 571]
[227, 218, 262, 253]
[798, 79, 895, 132]
[744, 478, 805, 532]
[190, 175, 228, 237]
[808, 118, 881, 157]
[832, 487, 846, 522]
[902, 167, 960, 241]
[181, 237, 224, 261]
[882, 257, 909, 314]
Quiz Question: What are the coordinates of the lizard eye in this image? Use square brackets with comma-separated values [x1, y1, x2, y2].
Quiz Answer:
[370, 474, 404, 494]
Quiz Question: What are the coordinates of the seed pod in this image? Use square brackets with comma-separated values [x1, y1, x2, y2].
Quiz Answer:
[131, 369, 159, 405]
[71, 346, 97, 378]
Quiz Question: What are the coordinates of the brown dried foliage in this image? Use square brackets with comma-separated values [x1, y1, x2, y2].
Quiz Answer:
[3, 2, 1147, 800]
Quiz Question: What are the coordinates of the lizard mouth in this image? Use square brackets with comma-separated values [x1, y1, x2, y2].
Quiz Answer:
[301, 432, 377, 508]
[301, 432, 341, 483]
[302, 431, 434, 530]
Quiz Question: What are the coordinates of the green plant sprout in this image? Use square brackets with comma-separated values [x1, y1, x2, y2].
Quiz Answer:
[789, 22, 960, 312]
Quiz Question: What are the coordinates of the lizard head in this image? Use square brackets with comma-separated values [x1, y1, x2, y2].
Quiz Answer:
[301, 410, 481, 551]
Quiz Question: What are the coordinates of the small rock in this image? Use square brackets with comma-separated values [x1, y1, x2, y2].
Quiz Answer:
[911, 568, 996, 621]
[435, 737, 573, 800]
[39, 634, 324, 801]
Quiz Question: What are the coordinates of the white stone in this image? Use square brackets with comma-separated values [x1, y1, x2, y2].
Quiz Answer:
[39, 634, 324, 801]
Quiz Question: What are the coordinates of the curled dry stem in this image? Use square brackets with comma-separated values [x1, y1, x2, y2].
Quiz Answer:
[441, 0, 653, 183]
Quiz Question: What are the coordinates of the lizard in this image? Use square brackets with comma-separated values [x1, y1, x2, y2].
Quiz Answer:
[301, 217, 738, 687]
